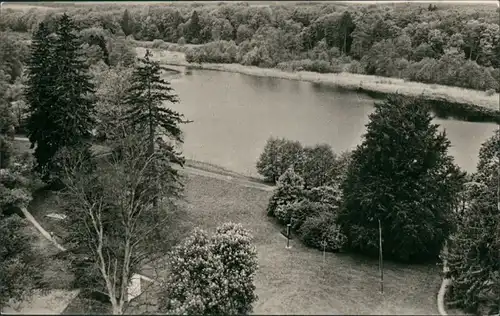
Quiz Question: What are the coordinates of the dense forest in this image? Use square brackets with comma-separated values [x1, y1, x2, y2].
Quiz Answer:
[1, 2, 499, 92]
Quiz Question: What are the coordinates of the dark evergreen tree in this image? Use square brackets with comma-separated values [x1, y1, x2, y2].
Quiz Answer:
[25, 16, 96, 182]
[185, 10, 201, 43]
[338, 11, 355, 55]
[123, 49, 190, 202]
[0, 70, 15, 169]
[120, 9, 135, 37]
[24, 22, 55, 178]
[338, 94, 465, 262]
[445, 130, 500, 315]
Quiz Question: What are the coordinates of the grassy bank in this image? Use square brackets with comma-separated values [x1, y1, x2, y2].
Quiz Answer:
[138, 47, 500, 117]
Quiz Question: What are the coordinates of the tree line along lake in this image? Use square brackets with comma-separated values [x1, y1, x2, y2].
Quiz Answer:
[165, 68, 498, 176]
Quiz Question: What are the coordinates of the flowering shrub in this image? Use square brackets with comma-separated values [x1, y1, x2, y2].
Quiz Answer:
[210, 223, 258, 315]
[160, 223, 258, 315]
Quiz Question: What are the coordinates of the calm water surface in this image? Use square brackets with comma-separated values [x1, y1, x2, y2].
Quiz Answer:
[167, 69, 497, 177]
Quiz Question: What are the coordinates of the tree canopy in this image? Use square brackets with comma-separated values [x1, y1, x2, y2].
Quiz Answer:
[338, 95, 465, 262]
[25, 15, 96, 182]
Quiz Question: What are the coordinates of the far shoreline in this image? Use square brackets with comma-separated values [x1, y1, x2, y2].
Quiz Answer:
[138, 47, 500, 116]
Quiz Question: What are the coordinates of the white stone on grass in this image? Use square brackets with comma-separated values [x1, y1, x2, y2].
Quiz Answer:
[45, 213, 67, 220]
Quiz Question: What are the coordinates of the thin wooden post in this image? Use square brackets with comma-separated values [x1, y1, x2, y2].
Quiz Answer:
[286, 223, 291, 249]
[378, 219, 384, 294]
[322, 240, 327, 263]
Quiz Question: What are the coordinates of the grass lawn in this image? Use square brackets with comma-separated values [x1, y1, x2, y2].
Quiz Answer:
[163, 172, 441, 315]
[15, 136, 441, 314]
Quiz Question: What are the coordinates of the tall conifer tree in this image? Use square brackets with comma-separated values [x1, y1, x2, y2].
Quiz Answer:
[25, 22, 54, 177]
[338, 95, 465, 262]
[123, 49, 189, 203]
[25, 15, 96, 181]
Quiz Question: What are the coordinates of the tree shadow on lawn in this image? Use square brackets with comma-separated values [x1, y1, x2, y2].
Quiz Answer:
[181, 173, 441, 315]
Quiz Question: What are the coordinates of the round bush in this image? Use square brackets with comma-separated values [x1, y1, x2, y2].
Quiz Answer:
[284, 200, 330, 231]
[267, 167, 305, 217]
[160, 224, 258, 315]
[177, 37, 186, 45]
[298, 212, 347, 252]
[305, 185, 342, 206]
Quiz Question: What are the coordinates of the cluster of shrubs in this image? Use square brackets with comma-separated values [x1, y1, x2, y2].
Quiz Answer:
[276, 59, 343, 74]
[184, 40, 345, 74]
[181, 41, 499, 92]
[185, 40, 238, 64]
[267, 168, 347, 252]
[257, 137, 352, 253]
[256, 137, 349, 188]
[405, 55, 499, 92]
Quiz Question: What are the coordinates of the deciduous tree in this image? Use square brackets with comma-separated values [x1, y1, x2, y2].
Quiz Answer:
[58, 132, 180, 315]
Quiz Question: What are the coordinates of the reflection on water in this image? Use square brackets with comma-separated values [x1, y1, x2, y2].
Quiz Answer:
[168, 69, 497, 176]
[240, 74, 283, 91]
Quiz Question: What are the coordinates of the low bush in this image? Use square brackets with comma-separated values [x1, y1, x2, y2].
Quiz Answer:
[285, 200, 330, 231]
[276, 59, 334, 73]
[185, 40, 238, 64]
[298, 211, 347, 252]
[152, 39, 167, 49]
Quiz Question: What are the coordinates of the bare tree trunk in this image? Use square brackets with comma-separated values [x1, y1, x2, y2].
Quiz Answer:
[344, 32, 347, 55]
[112, 304, 123, 315]
[146, 76, 158, 209]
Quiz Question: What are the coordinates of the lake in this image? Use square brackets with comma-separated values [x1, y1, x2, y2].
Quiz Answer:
[166, 69, 498, 177]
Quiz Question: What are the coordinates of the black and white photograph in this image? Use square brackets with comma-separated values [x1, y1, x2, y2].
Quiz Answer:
[0, 0, 499, 314]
